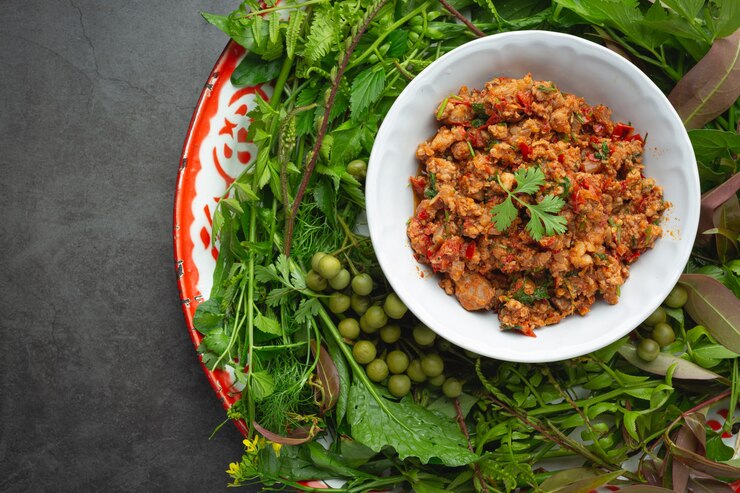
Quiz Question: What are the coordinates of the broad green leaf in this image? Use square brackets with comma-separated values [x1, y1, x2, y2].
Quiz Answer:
[688, 129, 740, 163]
[231, 54, 282, 86]
[201, 12, 255, 50]
[255, 312, 283, 335]
[329, 124, 364, 168]
[540, 468, 623, 493]
[250, 370, 275, 401]
[617, 343, 722, 380]
[710, 0, 740, 38]
[347, 382, 478, 466]
[193, 297, 224, 334]
[325, 335, 351, 427]
[385, 30, 409, 58]
[680, 274, 740, 353]
[668, 29, 740, 129]
[698, 173, 740, 246]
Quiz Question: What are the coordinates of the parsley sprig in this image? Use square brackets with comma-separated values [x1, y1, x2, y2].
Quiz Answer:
[491, 167, 568, 241]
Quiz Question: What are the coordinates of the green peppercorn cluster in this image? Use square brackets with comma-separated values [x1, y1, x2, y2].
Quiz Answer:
[636, 284, 687, 362]
[309, 251, 468, 399]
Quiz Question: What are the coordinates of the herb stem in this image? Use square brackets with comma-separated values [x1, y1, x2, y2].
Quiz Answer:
[438, 0, 485, 38]
[284, 0, 389, 256]
[236, 0, 329, 19]
[348, 1, 431, 70]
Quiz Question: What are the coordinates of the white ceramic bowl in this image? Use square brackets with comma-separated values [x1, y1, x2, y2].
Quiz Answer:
[366, 31, 699, 363]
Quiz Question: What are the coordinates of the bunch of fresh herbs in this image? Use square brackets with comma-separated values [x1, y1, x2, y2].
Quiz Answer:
[193, 0, 740, 490]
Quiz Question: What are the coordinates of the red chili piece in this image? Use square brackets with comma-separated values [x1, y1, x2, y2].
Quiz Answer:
[557, 153, 565, 164]
[465, 242, 476, 260]
[612, 123, 634, 140]
[518, 142, 532, 160]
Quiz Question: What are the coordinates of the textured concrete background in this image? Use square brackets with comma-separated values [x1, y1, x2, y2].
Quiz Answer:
[0, 1, 259, 491]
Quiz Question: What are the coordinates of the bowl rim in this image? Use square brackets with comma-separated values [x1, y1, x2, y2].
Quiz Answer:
[366, 30, 700, 362]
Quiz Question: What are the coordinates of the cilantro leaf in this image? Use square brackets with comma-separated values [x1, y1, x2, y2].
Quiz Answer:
[526, 197, 568, 240]
[424, 172, 438, 199]
[512, 166, 546, 195]
[350, 66, 386, 119]
[491, 196, 517, 232]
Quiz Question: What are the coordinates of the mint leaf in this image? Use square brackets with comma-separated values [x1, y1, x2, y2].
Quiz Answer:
[350, 66, 386, 119]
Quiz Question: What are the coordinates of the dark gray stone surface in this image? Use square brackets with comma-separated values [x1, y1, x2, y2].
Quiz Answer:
[0, 1, 258, 491]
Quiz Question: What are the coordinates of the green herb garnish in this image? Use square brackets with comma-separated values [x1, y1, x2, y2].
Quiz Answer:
[491, 167, 568, 241]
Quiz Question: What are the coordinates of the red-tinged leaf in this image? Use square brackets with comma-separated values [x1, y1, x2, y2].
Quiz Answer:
[713, 194, 740, 262]
[617, 344, 722, 380]
[539, 468, 624, 493]
[668, 29, 740, 129]
[252, 421, 317, 445]
[667, 433, 740, 479]
[673, 420, 704, 492]
[680, 274, 740, 354]
[640, 457, 664, 486]
[683, 413, 707, 452]
[687, 477, 735, 493]
[698, 173, 740, 246]
[618, 486, 676, 493]
[310, 341, 340, 415]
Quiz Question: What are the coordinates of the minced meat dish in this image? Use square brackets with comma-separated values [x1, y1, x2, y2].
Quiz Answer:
[407, 74, 666, 336]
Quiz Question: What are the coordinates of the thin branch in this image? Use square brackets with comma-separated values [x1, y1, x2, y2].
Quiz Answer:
[283, 0, 389, 256]
[438, 0, 485, 38]
[454, 398, 489, 493]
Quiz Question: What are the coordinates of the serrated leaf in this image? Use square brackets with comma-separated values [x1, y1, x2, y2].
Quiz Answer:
[251, 14, 264, 47]
[313, 179, 336, 223]
[266, 287, 293, 306]
[668, 29, 740, 129]
[350, 66, 386, 119]
[295, 298, 322, 325]
[286, 10, 306, 59]
[329, 124, 363, 168]
[268, 11, 280, 44]
[347, 382, 477, 466]
[304, 8, 336, 62]
[386, 30, 409, 58]
[513, 166, 546, 194]
[255, 312, 283, 335]
[221, 197, 244, 215]
[193, 297, 224, 334]
[491, 196, 517, 231]
[250, 370, 275, 401]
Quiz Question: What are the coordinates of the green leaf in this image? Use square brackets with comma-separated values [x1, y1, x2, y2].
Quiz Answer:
[329, 124, 364, 168]
[285, 10, 307, 59]
[386, 30, 409, 58]
[193, 298, 224, 334]
[346, 382, 478, 466]
[513, 166, 546, 194]
[202, 327, 232, 357]
[201, 12, 254, 50]
[325, 334, 351, 426]
[350, 66, 386, 119]
[680, 274, 740, 354]
[706, 433, 734, 461]
[689, 129, 740, 163]
[491, 196, 517, 232]
[250, 370, 275, 401]
[617, 343, 722, 380]
[268, 11, 280, 44]
[527, 199, 568, 241]
[255, 312, 283, 335]
[295, 298, 322, 325]
[231, 54, 282, 86]
[710, 0, 740, 38]
[313, 179, 336, 224]
[304, 7, 337, 62]
[540, 468, 624, 493]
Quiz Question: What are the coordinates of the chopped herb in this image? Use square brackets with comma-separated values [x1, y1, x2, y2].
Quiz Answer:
[512, 285, 550, 305]
[594, 253, 608, 261]
[444, 209, 450, 222]
[574, 112, 585, 124]
[471, 118, 485, 127]
[500, 324, 523, 331]
[616, 285, 621, 297]
[424, 172, 437, 198]
[471, 102, 487, 119]
[559, 177, 572, 198]
[537, 84, 557, 93]
[436, 97, 449, 119]
[467, 140, 475, 157]
[594, 141, 610, 160]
